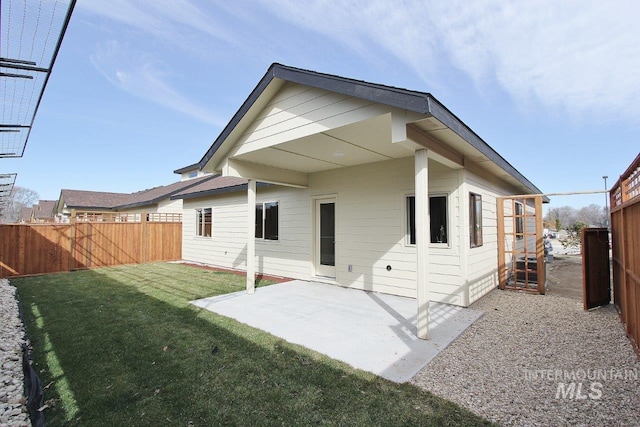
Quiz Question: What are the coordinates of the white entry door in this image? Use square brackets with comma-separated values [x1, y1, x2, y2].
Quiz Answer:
[315, 198, 336, 278]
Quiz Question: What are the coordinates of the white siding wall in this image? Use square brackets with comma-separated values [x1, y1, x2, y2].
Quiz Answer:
[118, 207, 151, 214]
[229, 82, 393, 158]
[157, 198, 183, 213]
[116, 198, 183, 215]
[184, 193, 252, 271]
[182, 156, 466, 302]
[423, 162, 465, 305]
[465, 165, 525, 304]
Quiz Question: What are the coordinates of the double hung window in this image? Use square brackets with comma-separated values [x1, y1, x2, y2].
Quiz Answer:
[255, 202, 278, 240]
[406, 195, 448, 245]
[196, 208, 212, 237]
[470, 193, 483, 247]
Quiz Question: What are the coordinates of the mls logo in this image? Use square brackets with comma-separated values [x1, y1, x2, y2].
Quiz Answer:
[555, 382, 603, 400]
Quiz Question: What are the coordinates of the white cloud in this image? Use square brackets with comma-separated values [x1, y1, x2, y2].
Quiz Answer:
[150, 0, 233, 41]
[90, 41, 224, 126]
[78, 0, 166, 37]
[256, 0, 640, 123]
[428, 0, 640, 122]
[251, 0, 441, 80]
[79, 0, 237, 48]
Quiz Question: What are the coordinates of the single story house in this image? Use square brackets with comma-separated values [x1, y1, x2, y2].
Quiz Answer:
[32, 200, 58, 223]
[56, 174, 216, 221]
[172, 64, 544, 339]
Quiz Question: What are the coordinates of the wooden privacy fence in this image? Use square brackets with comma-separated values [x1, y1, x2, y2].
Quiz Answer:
[611, 152, 640, 357]
[0, 211, 182, 278]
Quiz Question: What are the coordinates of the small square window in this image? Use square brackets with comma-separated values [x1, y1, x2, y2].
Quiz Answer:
[196, 208, 212, 237]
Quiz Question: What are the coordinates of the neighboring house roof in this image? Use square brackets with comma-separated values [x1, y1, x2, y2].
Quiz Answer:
[171, 175, 267, 200]
[33, 200, 57, 220]
[18, 206, 33, 222]
[60, 189, 131, 210]
[61, 175, 217, 211]
[179, 63, 545, 199]
[119, 175, 216, 209]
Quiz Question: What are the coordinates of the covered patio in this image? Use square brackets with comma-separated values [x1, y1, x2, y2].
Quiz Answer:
[182, 64, 545, 343]
[206, 68, 474, 341]
[192, 280, 483, 382]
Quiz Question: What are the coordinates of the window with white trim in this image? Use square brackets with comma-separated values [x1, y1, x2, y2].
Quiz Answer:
[195, 208, 212, 237]
[469, 193, 483, 247]
[255, 202, 278, 240]
[406, 195, 448, 245]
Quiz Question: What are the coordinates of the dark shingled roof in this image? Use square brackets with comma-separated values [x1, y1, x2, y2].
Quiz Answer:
[33, 200, 57, 219]
[61, 175, 217, 210]
[18, 206, 33, 222]
[60, 189, 131, 210]
[171, 175, 255, 200]
[119, 175, 216, 209]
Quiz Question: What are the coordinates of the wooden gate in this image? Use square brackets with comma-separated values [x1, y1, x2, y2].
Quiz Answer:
[581, 228, 611, 310]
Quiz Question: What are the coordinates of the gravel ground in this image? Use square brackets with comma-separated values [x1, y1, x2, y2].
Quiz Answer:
[412, 290, 640, 426]
[0, 279, 30, 427]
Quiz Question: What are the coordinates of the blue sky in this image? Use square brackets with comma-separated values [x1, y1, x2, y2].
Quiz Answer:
[6, 0, 639, 211]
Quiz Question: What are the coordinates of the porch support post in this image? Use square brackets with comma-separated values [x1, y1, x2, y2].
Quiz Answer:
[415, 149, 430, 339]
[247, 179, 256, 294]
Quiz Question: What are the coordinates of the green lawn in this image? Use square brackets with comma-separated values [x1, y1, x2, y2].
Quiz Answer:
[13, 262, 491, 426]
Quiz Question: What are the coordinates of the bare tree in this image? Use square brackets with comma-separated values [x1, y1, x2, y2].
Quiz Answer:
[545, 204, 608, 230]
[545, 206, 578, 230]
[576, 204, 607, 227]
[0, 186, 39, 223]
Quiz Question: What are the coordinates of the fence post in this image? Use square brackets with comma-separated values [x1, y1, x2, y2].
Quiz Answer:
[69, 209, 76, 271]
[535, 196, 545, 294]
[497, 197, 506, 289]
[141, 212, 147, 264]
[0, 226, 3, 278]
[620, 205, 628, 330]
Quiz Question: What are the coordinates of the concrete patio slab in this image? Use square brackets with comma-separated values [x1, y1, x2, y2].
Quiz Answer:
[191, 280, 483, 383]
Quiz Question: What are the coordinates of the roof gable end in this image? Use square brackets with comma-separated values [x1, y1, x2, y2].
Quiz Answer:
[185, 63, 545, 198]
[191, 63, 434, 173]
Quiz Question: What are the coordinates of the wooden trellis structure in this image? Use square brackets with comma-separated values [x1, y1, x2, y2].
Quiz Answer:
[497, 195, 546, 294]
